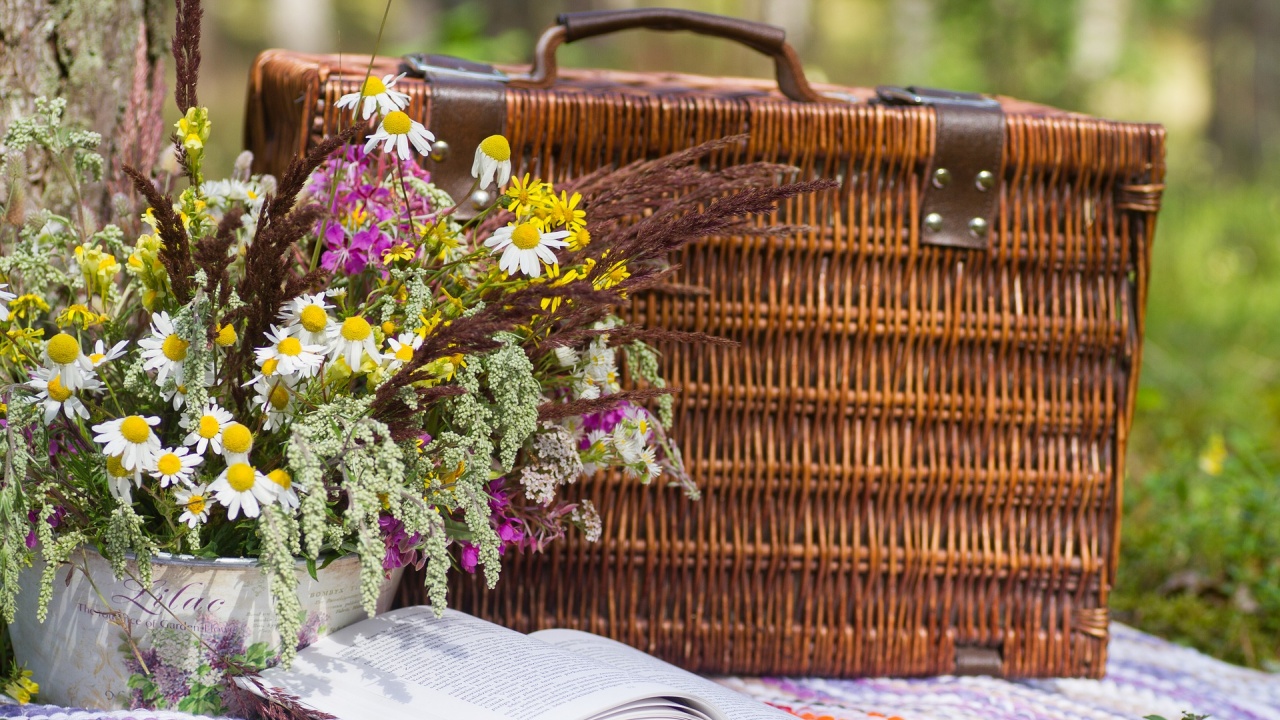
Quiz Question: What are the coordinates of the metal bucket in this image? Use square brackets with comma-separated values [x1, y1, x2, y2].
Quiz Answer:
[9, 547, 403, 710]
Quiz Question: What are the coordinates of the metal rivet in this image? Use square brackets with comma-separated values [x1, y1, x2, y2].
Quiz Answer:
[924, 212, 943, 232]
[470, 189, 491, 209]
[429, 139, 450, 162]
[968, 217, 989, 237]
[932, 168, 951, 188]
[975, 170, 995, 191]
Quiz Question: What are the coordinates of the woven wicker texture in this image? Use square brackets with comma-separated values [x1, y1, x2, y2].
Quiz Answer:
[245, 51, 1165, 679]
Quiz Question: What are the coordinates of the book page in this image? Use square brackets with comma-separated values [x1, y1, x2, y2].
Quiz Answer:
[532, 630, 793, 720]
[254, 607, 697, 720]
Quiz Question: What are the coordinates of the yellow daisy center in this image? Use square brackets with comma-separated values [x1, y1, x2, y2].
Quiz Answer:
[46, 374, 73, 402]
[162, 334, 189, 361]
[381, 321, 397, 336]
[89, 353, 105, 364]
[269, 383, 290, 410]
[479, 134, 511, 162]
[261, 357, 280, 377]
[277, 337, 303, 357]
[511, 223, 542, 251]
[226, 463, 256, 492]
[215, 323, 237, 347]
[383, 110, 412, 136]
[47, 333, 80, 365]
[186, 494, 207, 515]
[156, 452, 183, 476]
[222, 423, 253, 454]
[341, 316, 372, 342]
[106, 454, 132, 478]
[198, 414, 221, 439]
[395, 344, 414, 362]
[300, 305, 328, 333]
[361, 76, 387, 96]
[120, 416, 152, 444]
[267, 468, 292, 491]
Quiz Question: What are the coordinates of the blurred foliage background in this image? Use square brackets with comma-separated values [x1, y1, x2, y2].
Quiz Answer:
[192, 0, 1280, 671]
[11, 0, 1280, 673]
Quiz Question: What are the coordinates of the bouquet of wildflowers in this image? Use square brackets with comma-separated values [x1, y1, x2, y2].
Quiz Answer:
[0, 0, 828, 675]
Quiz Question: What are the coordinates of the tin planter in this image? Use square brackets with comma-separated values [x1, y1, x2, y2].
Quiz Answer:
[8, 547, 402, 712]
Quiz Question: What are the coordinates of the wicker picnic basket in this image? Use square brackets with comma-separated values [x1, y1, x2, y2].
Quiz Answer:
[244, 8, 1165, 679]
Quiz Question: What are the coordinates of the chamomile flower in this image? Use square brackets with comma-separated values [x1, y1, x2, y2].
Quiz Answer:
[180, 401, 234, 455]
[42, 332, 94, 391]
[326, 315, 381, 370]
[278, 293, 333, 347]
[162, 382, 190, 410]
[0, 284, 15, 321]
[105, 454, 143, 504]
[255, 325, 325, 379]
[150, 446, 203, 488]
[88, 339, 129, 368]
[92, 415, 162, 472]
[383, 332, 423, 372]
[28, 366, 99, 425]
[175, 484, 212, 527]
[253, 376, 297, 432]
[210, 462, 275, 520]
[220, 421, 255, 465]
[364, 110, 434, 161]
[266, 468, 300, 511]
[471, 134, 512, 189]
[335, 73, 410, 120]
[138, 311, 190, 386]
[483, 222, 570, 278]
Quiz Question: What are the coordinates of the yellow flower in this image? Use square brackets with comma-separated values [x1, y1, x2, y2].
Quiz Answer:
[74, 243, 122, 297]
[2, 326, 44, 363]
[593, 260, 631, 290]
[1199, 433, 1228, 476]
[382, 242, 415, 265]
[4, 668, 38, 705]
[127, 233, 171, 311]
[504, 174, 552, 218]
[549, 191, 586, 231]
[8, 294, 50, 320]
[415, 309, 443, 339]
[56, 304, 109, 329]
[214, 322, 237, 347]
[567, 226, 591, 252]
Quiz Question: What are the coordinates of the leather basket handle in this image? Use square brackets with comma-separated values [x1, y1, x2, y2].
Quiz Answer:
[510, 8, 836, 104]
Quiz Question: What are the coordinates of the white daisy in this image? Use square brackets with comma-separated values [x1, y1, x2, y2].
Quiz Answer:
[252, 376, 297, 432]
[92, 415, 162, 473]
[335, 73, 410, 120]
[483, 222, 570, 278]
[0, 283, 17, 321]
[255, 325, 325, 379]
[105, 454, 143, 504]
[266, 468, 300, 511]
[364, 110, 434, 161]
[210, 463, 276, 520]
[175, 484, 212, 527]
[138, 312, 189, 386]
[151, 446, 203, 488]
[28, 366, 99, 425]
[471, 134, 512, 189]
[87, 339, 129, 368]
[326, 315, 381, 370]
[553, 346, 579, 368]
[383, 332, 422, 372]
[279, 293, 333, 347]
[180, 401, 234, 455]
[42, 332, 94, 391]
[219, 421, 255, 465]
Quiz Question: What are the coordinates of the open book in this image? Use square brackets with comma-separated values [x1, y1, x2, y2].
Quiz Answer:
[247, 606, 790, 720]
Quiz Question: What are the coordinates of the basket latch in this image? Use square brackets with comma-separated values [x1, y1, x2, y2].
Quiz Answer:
[400, 54, 508, 221]
[877, 86, 1005, 250]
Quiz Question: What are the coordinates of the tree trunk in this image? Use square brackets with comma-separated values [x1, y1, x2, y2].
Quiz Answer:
[1207, 0, 1280, 180]
[0, 0, 169, 230]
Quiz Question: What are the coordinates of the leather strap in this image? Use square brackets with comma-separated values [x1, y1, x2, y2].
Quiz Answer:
[402, 56, 507, 221]
[878, 86, 1005, 250]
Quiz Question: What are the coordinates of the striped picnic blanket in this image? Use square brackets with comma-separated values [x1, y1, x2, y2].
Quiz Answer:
[3, 624, 1277, 720]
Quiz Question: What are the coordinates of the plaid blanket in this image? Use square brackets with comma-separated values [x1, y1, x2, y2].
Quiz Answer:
[3, 624, 1277, 720]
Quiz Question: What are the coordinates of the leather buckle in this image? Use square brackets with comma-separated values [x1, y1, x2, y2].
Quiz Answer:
[877, 85, 1005, 250]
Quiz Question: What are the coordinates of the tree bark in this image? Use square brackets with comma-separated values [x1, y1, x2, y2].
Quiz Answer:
[0, 0, 169, 230]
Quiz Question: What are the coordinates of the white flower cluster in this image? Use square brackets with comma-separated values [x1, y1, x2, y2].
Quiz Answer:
[557, 333, 622, 400]
[519, 425, 585, 506]
[580, 404, 662, 482]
